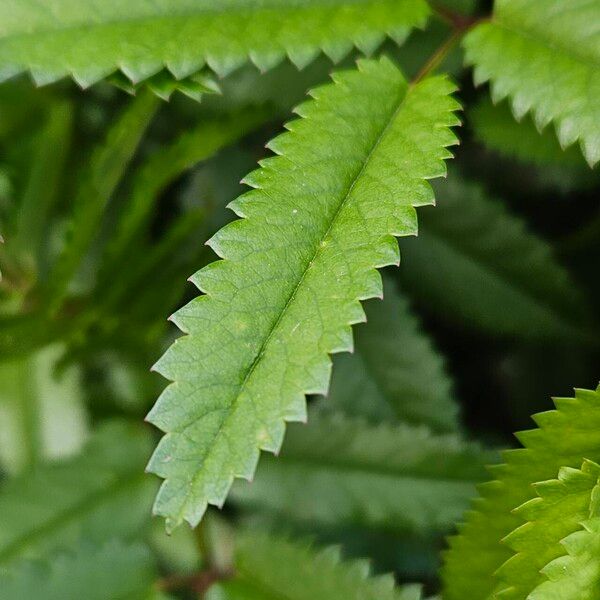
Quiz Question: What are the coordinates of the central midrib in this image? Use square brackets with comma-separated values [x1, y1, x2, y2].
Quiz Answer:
[0, 0, 391, 41]
[178, 75, 411, 516]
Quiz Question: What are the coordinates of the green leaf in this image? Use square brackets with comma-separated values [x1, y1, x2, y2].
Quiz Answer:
[0, 344, 87, 474]
[145, 57, 460, 531]
[0, 540, 157, 600]
[463, 0, 600, 166]
[229, 415, 492, 534]
[0, 421, 156, 567]
[108, 69, 220, 103]
[530, 517, 600, 600]
[442, 385, 600, 600]
[399, 175, 593, 341]
[10, 100, 72, 271]
[98, 108, 271, 289]
[323, 275, 458, 431]
[45, 90, 159, 312]
[469, 97, 597, 192]
[206, 532, 421, 600]
[496, 460, 600, 598]
[470, 98, 589, 170]
[0, 0, 429, 87]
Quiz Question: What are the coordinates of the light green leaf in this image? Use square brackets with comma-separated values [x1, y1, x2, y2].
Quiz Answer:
[399, 175, 593, 340]
[323, 275, 458, 431]
[530, 517, 600, 600]
[206, 532, 421, 600]
[229, 415, 492, 533]
[463, 0, 600, 166]
[496, 460, 600, 598]
[145, 57, 460, 531]
[0, 421, 156, 567]
[442, 385, 600, 600]
[0, 344, 87, 474]
[0, 0, 429, 87]
[0, 540, 157, 600]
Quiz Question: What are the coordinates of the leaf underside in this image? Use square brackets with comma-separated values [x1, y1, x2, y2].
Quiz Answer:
[146, 57, 460, 532]
[0, 0, 429, 88]
[464, 0, 600, 167]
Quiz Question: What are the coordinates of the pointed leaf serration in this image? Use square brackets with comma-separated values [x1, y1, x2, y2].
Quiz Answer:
[463, 0, 600, 167]
[0, 0, 429, 87]
[146, 57, 461, 531]
[442, 385, 600, 600]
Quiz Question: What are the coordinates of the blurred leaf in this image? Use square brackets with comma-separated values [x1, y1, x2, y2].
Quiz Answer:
[45, 90, 159, 313]
[229, 415, 492, 534]
[470, 98, 596, 191]
[0, 0, 429, 85]
[0, 344, 87, 474]
[8, 100, 72, 276]
[207, 532, 423, 600]
[0, 79, 47, 140]
[399, 175, 594, 341]
[150, 520, 201, 577]
[321, 275, 458, 431]
[0, 540, 157, 599]
[98, 108, 271, 289]
[470, 99, 588, 170]
[0, 421, 156, 567]
[434, 0, 477, 15]
[463, 0, 600, 166]
[0, 313, 69, 360]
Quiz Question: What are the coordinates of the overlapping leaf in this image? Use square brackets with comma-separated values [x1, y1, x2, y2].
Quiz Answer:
[206, 532, 422, 600]
[530, 517, 600, 600]
[229, 415, 491, 533]
[0, 0, 429, 87]
[399, 175, 593, 340]
[0, 344, 87, 474]
[146, 57, 460, 531]
[442, 385, 600, 600]
[496, 460, 600, 598]
[323, 275, 457, 431]
[470, 98, 589, 171]
[0, 421, 156, 567]
[463, 0, 600, 166]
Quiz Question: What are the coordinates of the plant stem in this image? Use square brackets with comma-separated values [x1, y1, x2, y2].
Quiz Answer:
[414, 5, 485, 83]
